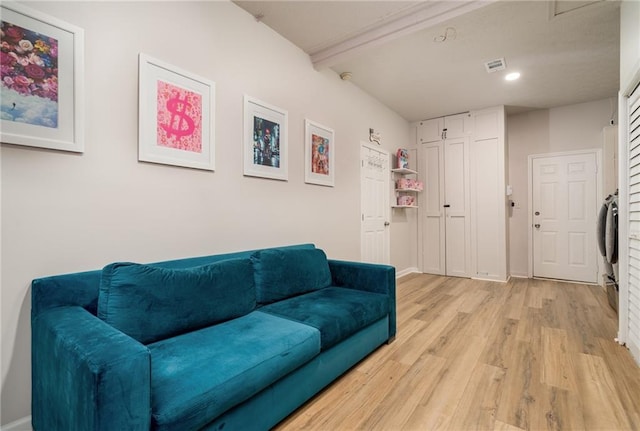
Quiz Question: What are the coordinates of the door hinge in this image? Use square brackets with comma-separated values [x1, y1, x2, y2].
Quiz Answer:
[362, 214, 364, 221]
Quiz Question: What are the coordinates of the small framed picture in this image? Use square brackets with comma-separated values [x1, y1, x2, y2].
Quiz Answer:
[1, 2, 84, 152]
[243, 95, 288, 181]
[305, 119, 335, 187]
[138, 53, 215, 171]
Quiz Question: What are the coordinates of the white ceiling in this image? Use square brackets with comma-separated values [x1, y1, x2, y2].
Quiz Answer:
[234, 0, 620, 122]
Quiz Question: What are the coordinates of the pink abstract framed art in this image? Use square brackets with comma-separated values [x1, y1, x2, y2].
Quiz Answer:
[304, 119, 335, 187]
[138, 53, 215, 171]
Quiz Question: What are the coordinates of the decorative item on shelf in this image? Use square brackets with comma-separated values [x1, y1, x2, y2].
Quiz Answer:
[396, 178, 423, 191]
[397, 195, 415, 206]
[396, 148, 409, 169]
[396, 178, 410, 189]
[391, 162, 420, 209]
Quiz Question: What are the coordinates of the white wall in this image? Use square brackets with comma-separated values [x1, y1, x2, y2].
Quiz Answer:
[620, 0, 640, 92]
[0, 1, 413, 425]
[507, 98, 616, 277]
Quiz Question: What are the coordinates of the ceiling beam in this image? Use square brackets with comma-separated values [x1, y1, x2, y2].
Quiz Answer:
[310, 0, 497, 70]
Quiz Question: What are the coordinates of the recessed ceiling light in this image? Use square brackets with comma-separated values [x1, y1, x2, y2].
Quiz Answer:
[505, 72, 521, 81]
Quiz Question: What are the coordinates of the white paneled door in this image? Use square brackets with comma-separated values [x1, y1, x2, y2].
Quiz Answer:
[361, 144, 390, 264]
[532, 152, 598, 283]
[444, 136, 471, 277]
[421, 142, 446, 274]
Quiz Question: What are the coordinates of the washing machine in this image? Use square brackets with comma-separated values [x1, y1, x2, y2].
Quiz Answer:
[597, 191, 618, 312]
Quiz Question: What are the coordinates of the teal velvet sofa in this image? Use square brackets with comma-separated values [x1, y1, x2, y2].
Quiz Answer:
[31, 244, 396, 431]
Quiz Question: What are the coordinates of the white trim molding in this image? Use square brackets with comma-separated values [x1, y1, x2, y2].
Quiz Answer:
[1, 416, 32, 431]
[310, 0, 496, 69]
[396, 267, 420, 279]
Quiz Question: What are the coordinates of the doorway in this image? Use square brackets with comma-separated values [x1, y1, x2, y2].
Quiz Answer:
[529, 150, 600, 283]
[361, 143, 390, 264]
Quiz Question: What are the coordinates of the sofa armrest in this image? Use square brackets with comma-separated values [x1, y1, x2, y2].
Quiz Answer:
[32, 306, 151, 431]
[328, 260, 396, 341]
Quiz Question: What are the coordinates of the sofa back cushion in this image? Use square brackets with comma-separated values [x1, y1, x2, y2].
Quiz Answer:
[98, 258, 255, 344]
[251, 248, 332, 305]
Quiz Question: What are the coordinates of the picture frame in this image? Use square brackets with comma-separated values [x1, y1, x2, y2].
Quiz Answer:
[0, 2, 84, 152]
[243, 95, 288, 181]
[305, 119, 335, 187]
[138, 53, 215, 171]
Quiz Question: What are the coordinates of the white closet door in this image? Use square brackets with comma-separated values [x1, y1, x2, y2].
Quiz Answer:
[417, 118, 443, 144]
[469, 106, 507, 281]
[471, 138, 503, 279]
[444, 136, 471, 277]
[443, 112, 471, 139]
[624, 83, 640, 362]
[421, 141, 446, 274]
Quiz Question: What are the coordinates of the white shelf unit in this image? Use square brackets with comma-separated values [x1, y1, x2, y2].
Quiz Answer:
[391, 168, 418, 175]
[391, 167, 420, 209]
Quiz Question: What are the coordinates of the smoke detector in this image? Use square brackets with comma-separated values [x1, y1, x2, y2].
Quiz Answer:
[484, 58, 506, 73]
[340, 72, 352, 81]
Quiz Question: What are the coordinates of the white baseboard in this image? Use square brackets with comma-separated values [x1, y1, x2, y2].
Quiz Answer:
[471, 276, 510, 283]
[396, 267, 420, 279]
[1, 416, 32, 431]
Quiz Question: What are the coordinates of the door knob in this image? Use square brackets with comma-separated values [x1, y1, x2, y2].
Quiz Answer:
[534, 224, 541, 228]
[384, 221, 390, 226]
[535, 211, 540, 216]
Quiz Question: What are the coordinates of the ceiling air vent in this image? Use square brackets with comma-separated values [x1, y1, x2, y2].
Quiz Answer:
[484, 58, 506, 73]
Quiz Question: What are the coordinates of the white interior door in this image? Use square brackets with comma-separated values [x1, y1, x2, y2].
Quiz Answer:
[532, 152, 598, 283]
[361, 144, 390, 264]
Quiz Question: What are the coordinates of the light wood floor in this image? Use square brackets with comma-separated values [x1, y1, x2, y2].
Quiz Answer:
[275, 274, 640, 431]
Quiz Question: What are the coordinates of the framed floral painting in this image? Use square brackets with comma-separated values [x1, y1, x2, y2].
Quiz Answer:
[1, 2, 84, 152]
[243, 95, 288, 181]
[305, 119, 335, 187]
[138, 54, 215, 171]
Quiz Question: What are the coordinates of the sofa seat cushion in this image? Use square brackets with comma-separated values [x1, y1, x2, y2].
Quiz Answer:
[259, 287, 389, 351]
[98, 258, 255, 344]
[148, 311, 320, 431]
[251, 248, 332, 305]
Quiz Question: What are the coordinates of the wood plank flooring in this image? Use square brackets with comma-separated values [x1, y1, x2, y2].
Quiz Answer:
[275, 274, 640, 431]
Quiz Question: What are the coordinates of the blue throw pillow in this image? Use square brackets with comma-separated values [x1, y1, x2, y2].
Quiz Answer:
[251, 248, 332, 305]
[98, 258, 255, 344]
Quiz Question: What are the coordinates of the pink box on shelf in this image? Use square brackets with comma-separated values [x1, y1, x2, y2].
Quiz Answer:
[397, 195, 415, 206]
[396, 178, 410, 189]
